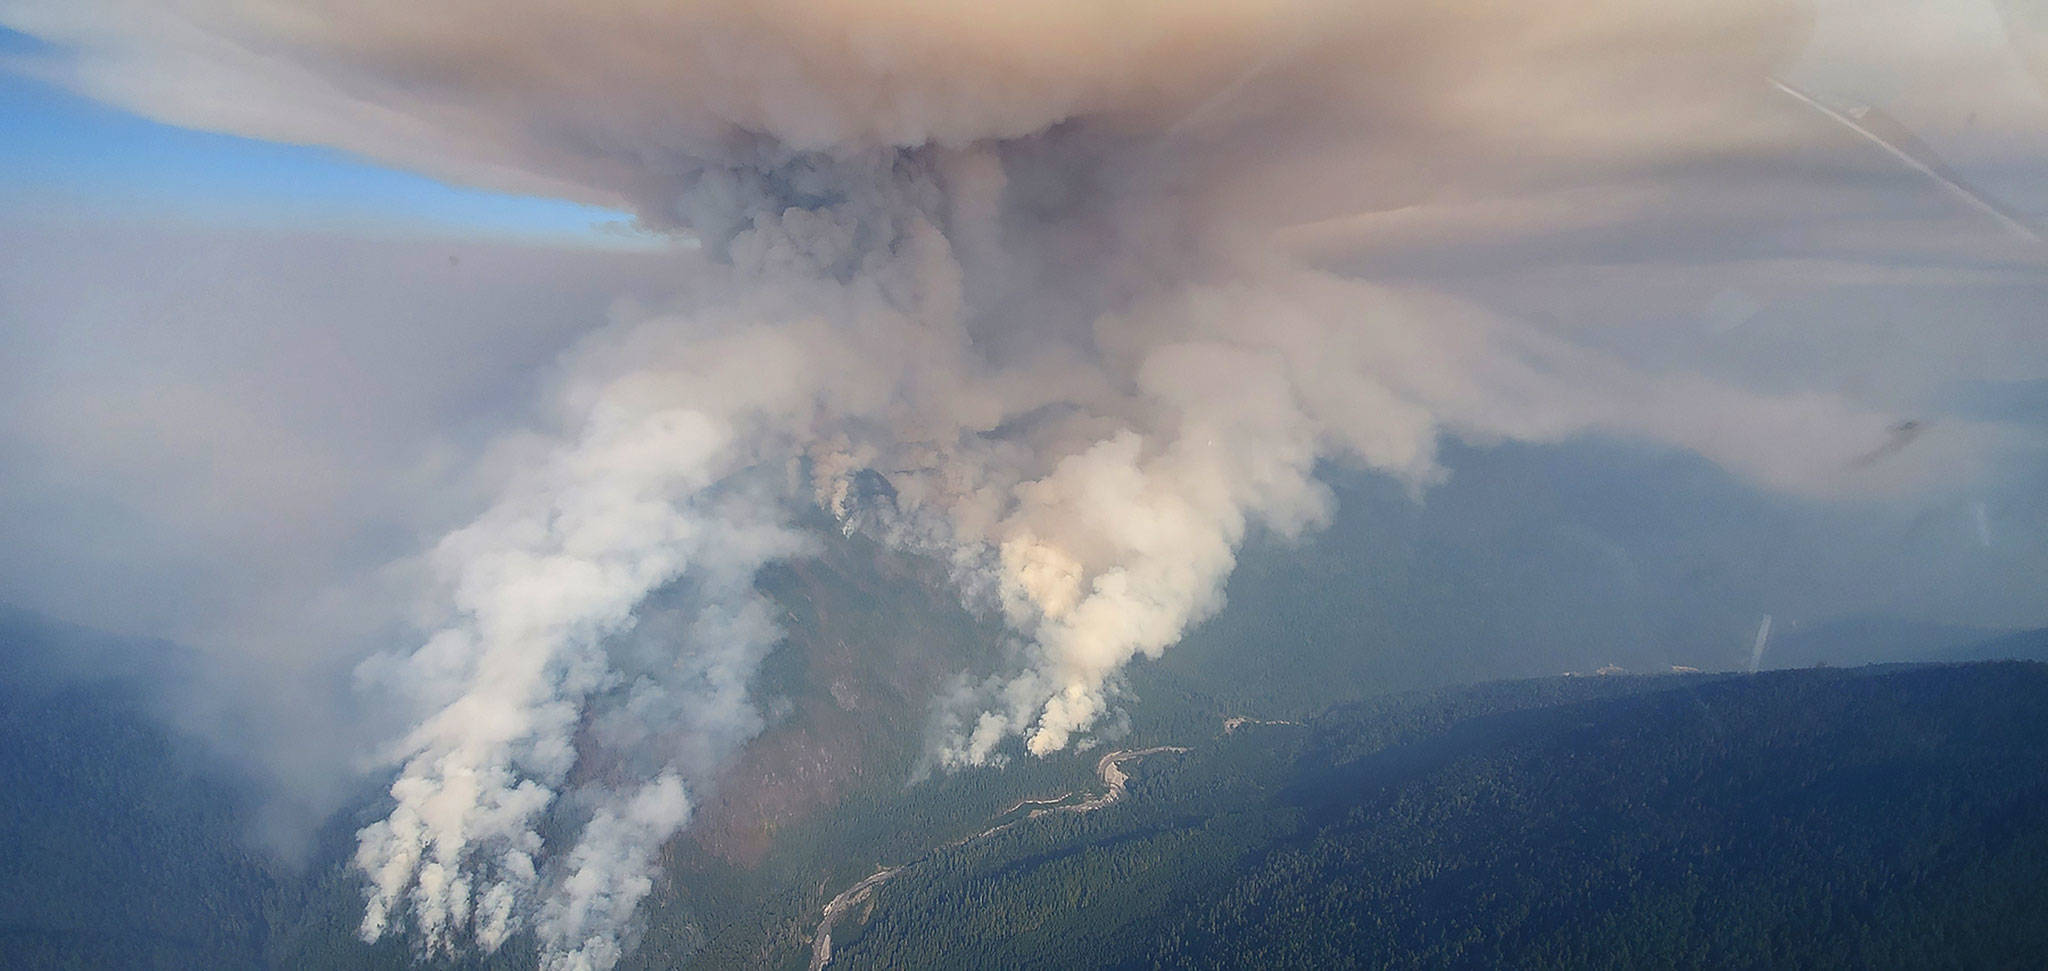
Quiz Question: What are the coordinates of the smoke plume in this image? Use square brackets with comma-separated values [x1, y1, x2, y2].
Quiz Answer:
[5, 0, 2002, 966]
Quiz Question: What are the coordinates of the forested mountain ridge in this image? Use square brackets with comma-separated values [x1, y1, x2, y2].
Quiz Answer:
[5, 600, 2046, 969]
[827, 662, 2048, 969]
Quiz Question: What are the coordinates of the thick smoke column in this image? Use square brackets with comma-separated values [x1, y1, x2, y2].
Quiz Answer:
[348, 148, 991, 966]
[3, 1, 1975, 966]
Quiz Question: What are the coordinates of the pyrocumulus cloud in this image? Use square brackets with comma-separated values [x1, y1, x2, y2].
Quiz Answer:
[3, 1, 2016, 966]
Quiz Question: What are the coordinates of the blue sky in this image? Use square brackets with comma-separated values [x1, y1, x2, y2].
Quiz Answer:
[0, 27, 649, 246]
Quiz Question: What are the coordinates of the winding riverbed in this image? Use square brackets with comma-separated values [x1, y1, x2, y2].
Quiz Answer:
[808, 744, 1190, 970]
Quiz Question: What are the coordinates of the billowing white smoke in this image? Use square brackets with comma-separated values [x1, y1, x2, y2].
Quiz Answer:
[349, 390, 803, 957]
[348, 149, 988, 966]
[5, 0, 1977, 966]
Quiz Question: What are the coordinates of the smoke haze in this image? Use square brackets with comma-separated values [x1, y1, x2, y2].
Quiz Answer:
[5, 1, 2048, 968]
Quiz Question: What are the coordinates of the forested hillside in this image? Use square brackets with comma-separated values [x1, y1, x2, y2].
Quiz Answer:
[0, 610, 275, 969]
[829, 662, 2048, 969]
[7, 600, 2046, 970]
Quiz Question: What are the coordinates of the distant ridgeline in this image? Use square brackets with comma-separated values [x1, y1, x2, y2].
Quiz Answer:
[3, 598, 2047, 969]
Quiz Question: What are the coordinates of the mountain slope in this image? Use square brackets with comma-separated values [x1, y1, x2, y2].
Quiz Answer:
[7, 591, 2046, 970]
[828, 662, 2048, 969]
[0, 609, 276, 969]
